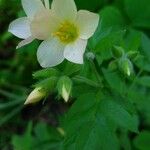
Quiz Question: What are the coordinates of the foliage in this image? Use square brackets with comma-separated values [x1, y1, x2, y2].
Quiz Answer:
[0, 0, 150, 150]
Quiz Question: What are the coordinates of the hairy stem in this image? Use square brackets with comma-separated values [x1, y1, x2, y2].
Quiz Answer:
[89, 59, 103, 87]
[44, 0, 50, 9]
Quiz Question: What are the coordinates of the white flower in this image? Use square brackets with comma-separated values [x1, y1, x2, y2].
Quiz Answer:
[9, 0, 99, 67]
[8, 0, 46, 49]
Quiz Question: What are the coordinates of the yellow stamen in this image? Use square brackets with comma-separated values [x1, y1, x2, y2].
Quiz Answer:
[53, 21, 79, 44]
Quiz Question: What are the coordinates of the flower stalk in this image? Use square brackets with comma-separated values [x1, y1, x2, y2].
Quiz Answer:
[44, 0, 50, 9]
[89, 58, 103, 86]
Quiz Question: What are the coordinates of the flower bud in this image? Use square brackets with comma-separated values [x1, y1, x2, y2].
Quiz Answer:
[127, 51, 139, 60]
[108, 60, 118, 71]
[57, 76, 72, 102]
[112, 46, 124, 58]
[118, 58, 133, 76]
[24, 87, 46, 105]
[57, 127, 65, 136]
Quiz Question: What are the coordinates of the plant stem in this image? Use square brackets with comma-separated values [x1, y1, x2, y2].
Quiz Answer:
[72, 75, 100, 88]
[44, 0, 50, 9]
[129, 69, 143, 90]
[89, 59, 103, 87]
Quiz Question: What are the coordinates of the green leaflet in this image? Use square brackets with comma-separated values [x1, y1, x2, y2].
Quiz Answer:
[33, 68, 59, 80]
[63, 93, 138, 150]
[100, 99, 139, 133]
[136, 76, 150, 87]
[75, 0, 103, 11]
[134, 130, 150, 150]
[12, 122, 63, 150]
[89, 6, 125, 52]
[124, 0, 150, 28]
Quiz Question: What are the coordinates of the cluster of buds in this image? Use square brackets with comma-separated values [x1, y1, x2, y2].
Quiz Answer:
[25, 75, 72, 105]
[110, 46, 138, 76]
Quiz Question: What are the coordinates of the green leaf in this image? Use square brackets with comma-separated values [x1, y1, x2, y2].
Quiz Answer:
[134, 131, 150, 150]
[119, 131, 132, 150]
[94, 30, 125, 60]
[100, 99, 139, 132]
[141, 33, 150, 60]
[100, 6, 126, 30]
[12, 122, 33, 150]
[89, 6, 125, 52]
[63, 93, 119, 150]
[0, 106, 22, 126]
[123, 29, 141, 51]
[33, 68, 59, 79]
[12, 122, 63, 150]
[34, 122, 62, 142]
[74, 114, 119, 150]
[136, 76, 150, 87]
[124, 0, 150, 28]
[75, 0, 103, 11]
[63, 63, 81, 76]
[0, 99, 22, 110]
[34, 77, 58, 93]
[102, 69, 126, 94]
[134, 56, 150, 72]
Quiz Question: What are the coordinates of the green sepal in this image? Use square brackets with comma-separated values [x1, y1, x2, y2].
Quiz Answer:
[112, 46, 124, 58]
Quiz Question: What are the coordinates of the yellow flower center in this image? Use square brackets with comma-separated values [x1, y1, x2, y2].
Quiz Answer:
[53, 21, 79, 44]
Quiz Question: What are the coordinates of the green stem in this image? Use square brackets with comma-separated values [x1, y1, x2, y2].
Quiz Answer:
[126, 69, 143, 97]
[89, 59, 103, 86]
[0, 106, 23, 126]
[44, 0, 50, 9]
[129, 69, 143, 90]
[72, 75, 100, 88]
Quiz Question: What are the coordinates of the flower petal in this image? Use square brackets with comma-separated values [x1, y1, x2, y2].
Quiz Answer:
[51, 0, 77, 21]
[64, 39, 87, 64]
[17, 37, 34, 49]
[21, 0, 44, 19]
[8, 17, 31, 39]
[76, 10, 99, 39]
[37, 38, 65, 68]
[31, 9, 59, 40]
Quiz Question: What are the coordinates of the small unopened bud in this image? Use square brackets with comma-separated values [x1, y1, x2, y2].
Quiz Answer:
[57, 76, 72, 102]
[108, 60, 118, 71]
[112, 46, 124, 58]
[57, 127, 65, 136]
[62, 85, 69, 102]
[127, 51, 139, 60]
[118, 58, 133, 76]
[24, 88, 46, 105]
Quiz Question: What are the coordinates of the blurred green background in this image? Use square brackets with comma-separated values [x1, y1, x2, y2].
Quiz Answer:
[0, 0, 150, 150]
